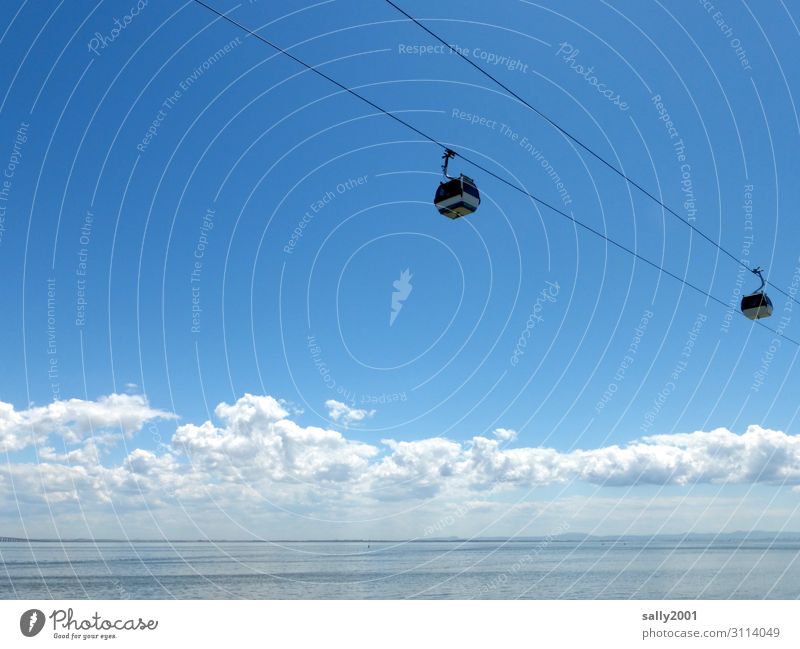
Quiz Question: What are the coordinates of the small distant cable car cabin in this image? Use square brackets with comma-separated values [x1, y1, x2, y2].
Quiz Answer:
[434, 175, 480, 219]
[741, 267, 773, 320]
[434, 149, 480, 219]
[741, 292, 773, 320]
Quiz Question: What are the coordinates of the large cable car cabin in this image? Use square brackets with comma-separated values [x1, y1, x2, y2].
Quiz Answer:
[434, 149, 480, 219]
[741, 266, 773, 320]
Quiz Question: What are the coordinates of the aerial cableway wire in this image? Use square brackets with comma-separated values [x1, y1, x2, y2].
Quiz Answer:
[188, 0, 800, 347]
[383, 0, 800, 310]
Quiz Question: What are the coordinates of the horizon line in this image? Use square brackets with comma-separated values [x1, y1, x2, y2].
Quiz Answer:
[3, 530, 800, 544]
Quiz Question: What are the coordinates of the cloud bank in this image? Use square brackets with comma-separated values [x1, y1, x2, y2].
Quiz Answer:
[2, 393, 800, 515]
[0, 394, 176, 452]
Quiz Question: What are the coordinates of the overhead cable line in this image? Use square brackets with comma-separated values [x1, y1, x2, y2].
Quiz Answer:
[383, 0, 800, 309]
[187, 0, 800, 346]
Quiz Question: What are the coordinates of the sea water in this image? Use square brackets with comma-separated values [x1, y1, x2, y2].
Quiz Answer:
[1, 540, 798, 599]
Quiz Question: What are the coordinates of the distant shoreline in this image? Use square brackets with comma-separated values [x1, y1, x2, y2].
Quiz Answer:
[3, 531, 800, 544]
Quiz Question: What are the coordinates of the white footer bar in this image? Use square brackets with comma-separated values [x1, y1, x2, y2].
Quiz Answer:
[1, 600, 797, 648]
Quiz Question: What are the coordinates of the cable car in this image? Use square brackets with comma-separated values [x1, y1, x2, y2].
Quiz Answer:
[741, 266, 773, 320]
[434, 149, 480, 219]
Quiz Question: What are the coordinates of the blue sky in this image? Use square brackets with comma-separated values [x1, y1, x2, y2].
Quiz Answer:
[1, 0, 800, 539]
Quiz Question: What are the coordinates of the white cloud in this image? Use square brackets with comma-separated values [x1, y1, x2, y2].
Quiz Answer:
[325, 399, 375, 426]
[168, 405, 800, 500]
[3, 393, 800, 535]
[174, 394, 378, 484]
[0, 394, 175, 452]
[492, 428, 518, 442]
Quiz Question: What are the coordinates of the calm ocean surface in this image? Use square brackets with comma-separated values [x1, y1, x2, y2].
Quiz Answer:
[1, 540, 798, 599]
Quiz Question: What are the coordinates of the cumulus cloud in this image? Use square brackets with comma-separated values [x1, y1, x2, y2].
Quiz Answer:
[492, 428, 518, 442]
[422, 425, 800, 490]
[3, 393, 800, 516]
[0, 394, 176, 452]
[325, 399, 375, 426]
[168, 404, 800, 498]
[173, 394, 378, 484]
